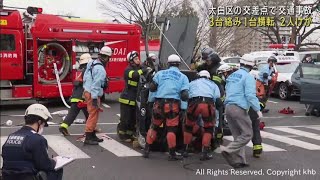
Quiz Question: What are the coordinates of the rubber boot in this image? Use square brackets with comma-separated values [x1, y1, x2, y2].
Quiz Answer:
[200, 146, 213, 161]
[168, 148, 183, 161]
[59, 126, 70, 136]
[253, 145, 263, 158]
[143, 143, 150, 158]
[84, 132, 99, 145]
[92, 130, 104, 142]
[182, 144, 189, 158]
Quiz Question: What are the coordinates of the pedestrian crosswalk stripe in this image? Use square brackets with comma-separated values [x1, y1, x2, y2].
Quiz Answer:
[260, 131, 320, 150]
[305, 126, 320, 131]
[44, 135, 90, 159]
[223, 136, 286, 152]
[270, 127, 320, 141]
[98, 135, 142, 157]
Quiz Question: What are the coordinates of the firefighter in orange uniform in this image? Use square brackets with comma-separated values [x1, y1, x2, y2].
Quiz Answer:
[82, 46, 112, 145]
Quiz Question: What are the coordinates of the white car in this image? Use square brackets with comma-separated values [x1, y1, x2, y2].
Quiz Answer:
[250, 56, 300, 100]
[221, 57, 241, 67]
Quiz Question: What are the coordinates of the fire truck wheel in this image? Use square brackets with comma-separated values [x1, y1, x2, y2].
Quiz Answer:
[38, 43, 71, 84]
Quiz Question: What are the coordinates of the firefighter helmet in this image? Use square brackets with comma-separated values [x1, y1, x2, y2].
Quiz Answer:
[167, 54, 181, 64]
[240, 54, 256, 67]
[198, 70, 210, 78]
[201, 47, 221, 64]
[25, 104, 52, 126]
[79, 53, 91, 65]
[148, 53, 157, 61]
[127, 51, 139, 62]
[99, 46, 112, 56]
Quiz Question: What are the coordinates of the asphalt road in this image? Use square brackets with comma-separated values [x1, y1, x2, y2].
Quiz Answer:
[1, 94, 320, 180]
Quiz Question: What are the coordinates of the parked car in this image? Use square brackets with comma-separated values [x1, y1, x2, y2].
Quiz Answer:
[221, 57, 241, 66]
[251, 56, 300, 100]
[292, 63, 320, 116]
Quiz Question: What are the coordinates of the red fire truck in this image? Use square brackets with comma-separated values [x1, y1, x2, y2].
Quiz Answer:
[0, 6, 142, 101]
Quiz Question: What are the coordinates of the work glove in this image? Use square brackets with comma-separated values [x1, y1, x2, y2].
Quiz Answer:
[92, 99, 99, 109]
[257, 111, 263, 119]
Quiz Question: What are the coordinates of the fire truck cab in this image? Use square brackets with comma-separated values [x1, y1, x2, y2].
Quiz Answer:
[0, 7, 142, 101]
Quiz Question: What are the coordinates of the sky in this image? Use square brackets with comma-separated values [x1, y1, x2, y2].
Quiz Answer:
[3, 0, 319, 45]
[3, 0, 110, 20]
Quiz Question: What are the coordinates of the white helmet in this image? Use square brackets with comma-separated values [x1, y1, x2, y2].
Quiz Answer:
[79, 53, 91, 65]
[99, 46, 112, 56]
[198, 70, 210, 78]
[240, 54, 256, 67]
[167, 54, 181, 63]
[148, 53, 157, 60]
[217, 64, 234, 73]
[25, 104, 52, 126]
[127, 51, 139, 62]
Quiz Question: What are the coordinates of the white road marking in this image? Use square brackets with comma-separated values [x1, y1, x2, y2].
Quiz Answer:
[264, 125, 320, 128]
[260, 131, 320, 150]
[224, 136, 286, 152]
[116, 114, 120, 117]
[98, 135, 142, 157]
[305, 126, 320, 131]
[51, 110, 69, 115]
[44, 135, 90, 159]
[271, 127, 320, 141]
[267, 100, 278, 104]
[102, 103, 111, 108]
[0, 122, 118, 129]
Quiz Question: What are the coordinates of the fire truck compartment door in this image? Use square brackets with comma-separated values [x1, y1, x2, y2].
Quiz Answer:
[0, 30, 23, 80]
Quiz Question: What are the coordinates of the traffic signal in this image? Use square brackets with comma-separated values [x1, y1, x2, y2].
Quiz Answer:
[26, 6, 43, 15]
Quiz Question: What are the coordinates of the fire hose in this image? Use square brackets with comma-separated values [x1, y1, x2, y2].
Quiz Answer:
[54, 63, 70, 109]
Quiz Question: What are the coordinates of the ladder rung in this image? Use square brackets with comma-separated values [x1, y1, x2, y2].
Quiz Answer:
[26, 61, 33, 64]
[26, 50, 33, 52]
[26, 38, 33, 40]
[26, 73, 34, 75]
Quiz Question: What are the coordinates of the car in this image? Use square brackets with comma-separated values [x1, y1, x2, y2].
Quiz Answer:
[251, 56, 300, 100]
[221, 57, 241, 67]
[292, 63, 320, 116]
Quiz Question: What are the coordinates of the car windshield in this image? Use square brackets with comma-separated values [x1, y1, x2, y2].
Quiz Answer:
[276, 62, 299, 73]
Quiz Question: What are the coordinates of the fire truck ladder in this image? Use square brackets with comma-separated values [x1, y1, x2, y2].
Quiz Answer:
[25, 25, 34, 75]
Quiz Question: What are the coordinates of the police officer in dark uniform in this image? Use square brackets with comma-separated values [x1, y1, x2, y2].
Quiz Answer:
[118, 51, 150, 142]
[59, 53, 90, 136]
[196, 47, 224, 147]
[2, 104, 63, 180]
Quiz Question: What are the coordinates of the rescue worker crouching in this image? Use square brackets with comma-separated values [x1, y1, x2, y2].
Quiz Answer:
[221, 54, 263, 169]
[197, 47, 225, 148]
[182, 70, 222, 161]
[59, 53, 90, 136]
[143, 54, 189, 161]
[82, 46, 112, 145]
[2, 104, 63, 180]
[118, 51, 151, 142]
